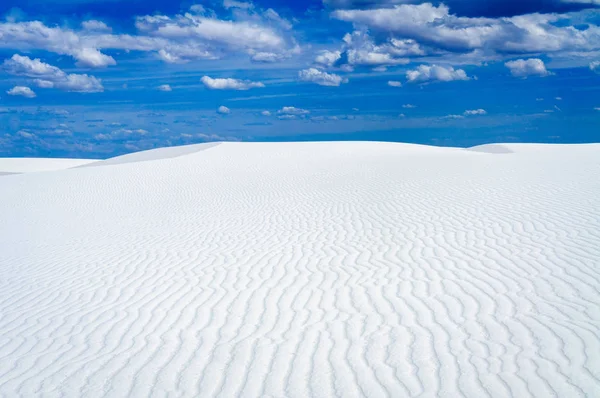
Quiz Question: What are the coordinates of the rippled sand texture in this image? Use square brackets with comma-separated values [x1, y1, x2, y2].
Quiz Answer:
[1, 142, 599, 398]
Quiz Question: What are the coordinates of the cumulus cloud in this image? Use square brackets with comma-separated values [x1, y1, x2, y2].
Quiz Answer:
[81, 20, 112, 32]
[329, 3, 600, 67]
[314, 50, 342, 67]
[406, 64, 470, 83]
[298, 68, 347, 86]
[464, 109, 487, 115]
[7, 86, 36, 98]
[328, 31, 418, 69]
[261, 110, 271, 116]
[0, 4, 299, 68]
[388, 80, 402, 87]
[0, 21, 117, 68]
[324, 0, 597, 17]
[278, 106, 310, 115]
[223, 0, 254, 10]
[3, 54, 104, 92]
[505, 58, 552, 77]
[134, 7, 297, 63]
[158, 84, 172, 91]
[402, 104, 416, 108]
[74, 48, 116, 68]
[590, 61, 600, 72]
[217, 105, 231, 114]
[201, 76, 265, 90]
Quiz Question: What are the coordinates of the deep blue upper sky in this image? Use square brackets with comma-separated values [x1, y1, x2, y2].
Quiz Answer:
[0, 0, 599, 158]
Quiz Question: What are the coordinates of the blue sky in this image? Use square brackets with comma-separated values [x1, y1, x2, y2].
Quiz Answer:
[0, 0, 599, 158]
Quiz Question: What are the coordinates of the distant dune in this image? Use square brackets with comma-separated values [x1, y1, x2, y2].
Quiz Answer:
[1, 142, 599, 397]
[0, 157, 98, 173]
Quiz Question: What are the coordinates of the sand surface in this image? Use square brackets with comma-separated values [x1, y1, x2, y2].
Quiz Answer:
[0, 158, 98, 173]
[1, 141, 599, 397]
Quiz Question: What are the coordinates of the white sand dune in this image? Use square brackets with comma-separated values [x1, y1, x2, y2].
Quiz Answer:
[0, 141, 599, 398]
[465, 144, 514, 154]
[78, 142, 221, 168]
[0, 157, 98, 174]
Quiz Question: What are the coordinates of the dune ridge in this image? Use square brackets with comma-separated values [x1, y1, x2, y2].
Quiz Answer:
[0, 141, 599, 397]
[0, 158, 98, 174]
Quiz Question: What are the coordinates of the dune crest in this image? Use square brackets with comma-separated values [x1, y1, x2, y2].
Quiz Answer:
[0, 158, 98, 174]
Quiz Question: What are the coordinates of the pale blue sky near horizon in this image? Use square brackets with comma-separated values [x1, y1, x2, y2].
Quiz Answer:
[0, 0, 599, 158]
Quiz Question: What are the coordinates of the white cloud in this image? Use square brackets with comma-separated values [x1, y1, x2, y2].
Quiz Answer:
[18, 130, 36, 138]
[261, 110, 271, 116]
[196, 133, 238, 142]
[223, 0, 254, 9]
[444, 114, 465, 119]
[81, 20, 112, 32]
[278, 106, 310, 115]
[189, 5, 206, 14]
[134, 9, 293, 61]
[201, 76, 265, 90]
[3, 54, 103, 92]
[330, 3, 600, 67]
[315, 50, 342, 67]
[0, 21, 116, 67]
[158, 84, 172, 91]
[0, 5, 299, 68]
[334, 31, 416, 68]
[505, 58, 552, 78]
[335, 4, 600, 53]
[555, 96, 562, 100]
[594, 107, 600, 111]
[464, 109, 487, 115]
[250, 52, 282, 62]
[388, 80, 402, 87]
[217, 105, 231, 114]
[563, 0, 600, 4]
[406, 64, 470, 83]
[73, 47, 116, 68]
[402, 104, 416, 108]
[263, 8, 294, 30]
[97, 128, 149, 140]
[7, 86, 36, 98]
[590, 61, 600, 72]
[298, 68, 347, 86]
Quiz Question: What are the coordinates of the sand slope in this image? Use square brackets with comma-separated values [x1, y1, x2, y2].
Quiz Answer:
[0, 158, 98, 174]
[0, 141, 599, 397]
